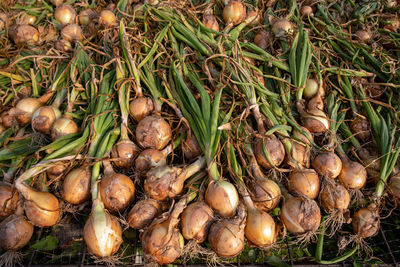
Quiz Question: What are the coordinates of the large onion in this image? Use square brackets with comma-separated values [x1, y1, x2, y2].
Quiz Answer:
[352, 206, 379, 238]
[136, 115, 172, 150]
[205, 179, 239, 218]
[62, 167, 91, 205]
[127, 199, 164, 229]
[249, 178, 281, 212]
[111, 139, 140, 169]
[320, 182, 350, 211]
[287, 169, 320, 199]
[312, 152, 342, 179]
[32, 106, 61, 134]
[0, 214, 33, 251]
[129, 97, 154, 122]
[181, 201, 214, 243]
[254, 134, 285, 169]
[338, 158, 367, 189]
[0, 183, 19, 219]
[222, 0, 246, 26]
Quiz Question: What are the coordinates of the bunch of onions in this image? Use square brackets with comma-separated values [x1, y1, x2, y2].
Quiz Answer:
[54, 4, 76, 25]
[287, 169, 320, 199]
[0, 183, 20, 219]
[9, 24, 39, 46]
[99, 160, 135, 213]
[62, 166, 91, 205]
[141, 195, 190, 265]
[352, 205, 380, 238]
[312, 152, 342, 179]
[128, 198, 165, 229]
[208, 203, 246, 258]
[222, 0, 246, 27]
[181, 199, 214, 243]
[144, 157, 205, 201]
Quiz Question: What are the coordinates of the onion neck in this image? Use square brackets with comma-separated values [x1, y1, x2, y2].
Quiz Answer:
[52, 88, 67, 109]
[102, 160, 116, 177]
[184, 156, 206, 179]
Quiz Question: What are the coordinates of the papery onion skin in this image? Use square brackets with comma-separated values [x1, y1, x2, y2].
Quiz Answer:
[222, 0, 246, 26]
[135, 148, 166, 172]
[312, 152, 342, 179]
[182, 133, 202, 160]
[203, 14, 219, 32]
[62, 167, 91, 205]
[0, 214, 33, 250]
[99, 10, 117, 27]
[111, 140, 140, 169]
[100, 173, 135, 213]
[51, 116, 79, 140]
[83, 202, 123, 257]
[249, 179, 281, 211]
[287, 169, 320, 199]
[11, 97, 43, 124]
[389, 176, 400, 201]
[281, 197, 321, 234]
[301, 109, 330, 133]
[61, 24, 83, 42]
[129, 97, 154, 122]
[245, 207, 277, 247]
[352, 207, 380, 238]
[181, 201, 214, 243]
[293, 126, 313, 145]
[136, 115, 172, 150]
[54, 5, 76, 25]
[32, 106, 61, 134]
[338, 160, 367, 189]
[9, 25, 39, 46]
[254, 30, 269, 50]
[24, 190, 60, 227]
[55, 39, 73, 52]
[79, 9, 97, 26]
[0, 184, 20, 219]
[320, 183, 350, 211]
[128, 199, 163, 229]
[254, 135, 285, 169]
[272, 19, 294, 37]
[205, 180, 239, 218]
[350, 117, 370, 141]
[47, 163, 67, 179]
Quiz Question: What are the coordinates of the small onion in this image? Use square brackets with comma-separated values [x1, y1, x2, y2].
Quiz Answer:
[83, 201, 123, 257]
[135, 148, 167, 172]
[254, 135, 285, 169]
[355, 30, 372, 43]
[303, 79, 319, 99]
[136, 115, 172, 150]
[312, 152, 342, 179]
[129, 97, 154, 122]
[281, 197, 321, 234]
[287, 169, 320, 199]
[181, 201, 214, 243]
[62, 167, 91, 205]
[245, 205, 277, 247]
[9, 25, 40, 46]
[19, 13, 36, 25]
[338, 159, 367, 189]
[389, 176, 400, 201]
[182, 133, 202, 160]
[99, 10, 117, 27]
[128, 199, 163, 229]
[111, 139, 140, 169]
[61, 24, 83, 42]
[271, 19, 294, 37]
[249, 178, 281, 211]
[55, 39, 73, 52]
[0, 184, 19, 219]
[32, 106, 61, 134]
[0, 12, 7, 31]
[245, 9, 261, 26]
[203, 14, 219, 32]
[54, 5, 76, 25]
[352, 206, 379, 238]
[293, 126, 313, 145]
[301, 6, 313, 16]
[79, 9, 97, 26]
[222, 0, 246, 26]
[350, 117, 370, 141]
[47, 163, 67, 179]
[208, 203, 246, 258]
[205, 179, 239, 218]
[307, 94, 324, 111]
[51, 116, 79, 140]
[320, 182, 350, 211]
[254, 30, 269, 50]
[1, 112, 17, 128]
[10, 97, 43, 124]
[0, 214, 33, 251]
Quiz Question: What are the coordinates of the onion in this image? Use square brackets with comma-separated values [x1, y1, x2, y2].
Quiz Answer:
[254, 30, 269, 50]
[141, 197, 187, 265]
[355, 30, 372, 43]
[9, 25, 39, 46]
[203, 14, 219, 32]
[181, 201, 214, 243]
[271, 19, 294, 37]
[136, 115, 172, 150]
[293, 126, 313, 145]
[99, 10, 117, 27]
[352, 206, 379, 238]
[83, 200, 123, 257]
[55, 39, 73, 52]
[307, 93, 324, 111]
[62, 167, 91, 205]
[245, 206, 276, 247]
[320, 182, 350, 211]
[350, 117, 370, 141]
[288, 140, 310, 168]
[51, 116, 79, 140]
[19, 12, 36, 25]
[54, 5, 76, 25]
[182, 133, 202, 160]
[205, 179, 239, 218]
[287, 169, 320, 199]
[0, 214, 33, 251]
[61, 24, 83, 42]
[338, 158, 367, 189]
[0, 184, 19, 219]
[127, 199, 164, 229]
[208, 203, 246, 258]
[9, 97, 43, 124]
[50, 0, 64, 6]
[245, 9, 261, 26]
[222, 0, 246, 26]
[111, 139, 140, 169]
[100, 162, 135, 213]
[281, 197, 321, 234]
[144, 157, 205, 201]
[47, 163, 67, 179]
[79, 9, 97, 26]
[1, 112, 17, 128]
[301, 6, 313, 16]
[312, 152, 342, 179]
[254, 134, 285, 169]
[32, 106, 61, 134]
[135, 148, 167, 172]
[301, 109, 329, 133]
[0, 12, 7, 31]
[129, 97, 154, 122]
[389, 176, 400, 201]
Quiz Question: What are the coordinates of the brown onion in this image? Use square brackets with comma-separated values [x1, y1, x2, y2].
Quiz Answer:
[320, 182, 350, 211]
[136, 115, 172, 150]
[301, 109, 329, 133]
[83, 200, 123, 257]
[244, 203, 277, 247]
[352, 206, 379, 238]
[293, 126, 313, 145]
[135, 148, 167, 172]
[254, 30, 269, 50]
[99, 10, 117, 27]
[62, 167, 91, 205]
[312, 152, 342, 179]
[355, 30, 372, 43]
[51, 116, 79, 140]
[350, 117, 370, 141]
[287, 169, 320, 199]
[338, 159, 367, 189]
[1, 112, 17, 128]
[254, 134, 285, 169]
[222, 0, 246, 26]
[9, 25, 39, 46]
[203, 14, 219, 32]
[205, 179, 239, 218]
[32, 106, 61, 134]
[19, 13, 36, 25]
[111, 139, 140, 169]
[0, 184, 19, 219]
[389, 176, 400, 201]
[47, 163, 67, 179]
[245, 9, 261, 26]
[181, 201, 214, 243]
[127, 199, 163, 229]
[307, 93, 324, 111]
[208, 203, 246, 258]
[281, 197, 321, 234]
[0, 12, 7, 31]
[182, 132, 202, 160]
[301, 6, 313, 16]
[0, 214, 33, 251]
[61, 24, 83, 42]
[55, 39, 73, 52]
[79, 9, 97, 26]
[9, 97, 43, 124]
[54, 5, 76, 25]
[129, 96, 154, 122]
[288, 140, 310, 168]
[272, 19, 294, 37]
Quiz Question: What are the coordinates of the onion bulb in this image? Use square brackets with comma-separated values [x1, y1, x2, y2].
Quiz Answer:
[249, 178, 281, 211]
[79, 9, 97, 26]
[203, 14, 219, 32]
[47, 163, 67, 179]
[254, 30, 269, 50]
[54, 5, 76, 25]
[389, 176, 400, 201]
[281, 197, 321, 234]
[355, 30, 372, 43]
[9, 25, 39, 46]
[9, 97, 43, 124]
[181, 201, 214, 243]
[350, 117, 370, 141]
[0, 12, 7, 31]
[307, 93, 324, 111]
[136, 115, 172, 150]
[141, 197, 187, 265]
[320, 182, 350, 211]
[293, 126, 313, 145]
[244, 203, 277, 247]
[222, 0, 246, 26]
[61, 24, 83, 42]
[62, 167, 91, 205]
[245, 9, 261, 26]
[208, 203, 246, 258]
[1, 112, 17, 128]
[51, 116, 79, 140]
[303, 79, 319, 99]
[182, 132, 202, 160]
[0, 214, 33, 251]
[301, 6, 313, 16]
[55, 39, 73, 52]
[352, 206, 379, 238]
[83, 200, 122, 257]
[129, 97, 154, 122]
[100, 162, 135, 213]
[32, 106, 61, 134]
[135, 148, 167, 172]
[50, 0, 64, 6]
[287, 169, 320, 199]
[205, 179, 239, 218]
[128, 199, 164, 229]
[99, 10, 117, 27]
[287, 140, 311, 168]
[338, 158, 367, 189]
[0, 184, 19, 219]
[312, 152, 342, 179]
[301, 108, 329, 134]
[111, 139, 140, 169]
[19, 12, 36, 25]
[254, 134, 285, 169]
[271, 19, 294, 37]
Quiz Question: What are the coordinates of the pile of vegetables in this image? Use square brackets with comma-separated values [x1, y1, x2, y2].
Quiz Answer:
[1, 0, 400, 265]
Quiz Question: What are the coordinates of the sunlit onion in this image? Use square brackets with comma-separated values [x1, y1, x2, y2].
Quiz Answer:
[129, 97, 154, 122]
[111, 139, 140, 169]
[287, 169, 320, 199]
[222, 0, 246, 26]
[54, 5, 76, 25]
[245, 205, 277, 247]
[99, 10, 117, 27]
[320, 182, 350, 211]
[205, 179, 239, 218]
[9, 25, 39, 46]
[135, 148, 167, 172]
[203, 14, 219, 32]
[136, 115, 172, 150]
[272, 19, 294, 37]
[254, 134, 285, 169]
[338, 158, 367, 189]
[128, 199, 164, 229]
[32, 106, 61, 134]
[181, 201, 214, 243]
[312, 152, 342, 179]
[62, 167, 91, 205]
[51, 116, 79, 140]
[301, 6, 313, 17]
[249, 178, 281, 211]
[9, 97, 43, 124]
[61, 24, 83, 42]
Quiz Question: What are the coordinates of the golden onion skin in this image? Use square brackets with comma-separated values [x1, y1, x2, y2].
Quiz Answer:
[203, 14, 219, 32]
[51, 116, 79, 140]
[24, 190, 60, 227]
[245, 207, 277, 247]
[54, 4, 76, 25]
[11, 98, 43, 124]
[249, 179, 281, 212]
[62, 167, 91, 205]
[338, 160, 367, 189]
[111, 140, 140, 169]
[128, 199, 163, 229]
[301, 109, 330, 134]
[135, 148, 166, 172]
[389, 176, 400, 201]
[205, 180, 239, 218]
[312, 152, 342, 179]
[254, 135, 285, 169]
[32, 106, 61, 134]
[287, 169, 320, 199]
[182, 133, 202, 160]
[129, 97, 154, 122]
[0, 184, 19, 219]
[222, 0, 246, 26]
[181, 201, 214, 243]
[352, 207, 380, 238]
[0, 214, 33, 251]
[100, 173, 135, 213]
[136, 115, 172, 150]
[320, 183, 350, 211]
[61, 24, 83, 42]
[47, 163, 67, 180]
[99, 10, 117, 27]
